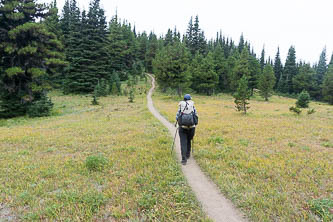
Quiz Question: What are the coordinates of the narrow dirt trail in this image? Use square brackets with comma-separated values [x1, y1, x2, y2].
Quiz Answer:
[147, 74, 248, 222]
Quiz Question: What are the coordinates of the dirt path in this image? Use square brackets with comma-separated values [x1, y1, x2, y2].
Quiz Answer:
[147, 74, 248, 222]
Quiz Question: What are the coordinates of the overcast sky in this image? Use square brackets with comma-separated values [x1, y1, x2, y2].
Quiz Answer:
[48, 0, 332, 65]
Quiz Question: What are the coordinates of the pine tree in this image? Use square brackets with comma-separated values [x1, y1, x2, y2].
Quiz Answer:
[145, 32, 158, 73]
[315, 47, 327, 85]
[248, 55, 261, 95]
[322, 64, 333, 104]
[190, 52, 218, 95]
[44, 0, 66, 87]
[136, 32, 148, 62]
[238, 33, 245, 53]
[185, 16, 193, 51]
[329, 52, 333, 65]
[273, 47, 283, 89]
[0, 0, 66, 117]
[212, 44, 228, 92]
[152, 41, 191, 96]
[164, 28, 173, 46]
[260, 47, 265, 71]
[233, 76, 251, 114]
[292, 63, 319, 98]
[283, 46, 297, 94]
[231, 48, 250, 91]
[296, 90, 310, 108]
[258, 64, 276, 101]
[64, 0, 110, 93]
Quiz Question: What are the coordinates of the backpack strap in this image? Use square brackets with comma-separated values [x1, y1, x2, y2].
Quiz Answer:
[181, 101, 188, 114]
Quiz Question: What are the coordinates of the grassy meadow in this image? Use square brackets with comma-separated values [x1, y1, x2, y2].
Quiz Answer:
[0, 84, 210, 221]
[153, 91, 333, 221]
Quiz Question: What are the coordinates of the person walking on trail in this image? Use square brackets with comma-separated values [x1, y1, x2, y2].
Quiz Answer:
[176, 94, 198, 165]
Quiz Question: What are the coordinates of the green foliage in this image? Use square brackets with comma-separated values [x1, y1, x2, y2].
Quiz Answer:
[231, 48, 250, 91]
[307, 108, 316, 115]
[296, 90, 310, 108]
[153, 41, 191, 96]
[273, 47, 283, 89]
[258, 64, 276, 101]
[0, 0, 65, 118]
[283, 46, 297, 94]
[63, 0, 110, 94]
[309, 199, 333, 221]
[322, 65, 333, 104]
[233, 76, 251, 114]
[190, 52, 218, 95]
[289, 106, 302, 115]
[315, 48, 327, 85]
[128, 87, 135, 103]
[27, 94, 54, 118]
[85, 154, 108, 171]
[94, 79, 108, 97]
[91, 95, 99, 105]
[292, 63, 319, 98]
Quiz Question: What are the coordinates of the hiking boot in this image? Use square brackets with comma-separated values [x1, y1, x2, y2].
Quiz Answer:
[181, 159, 187, 165]
[186, 153, 191, 159]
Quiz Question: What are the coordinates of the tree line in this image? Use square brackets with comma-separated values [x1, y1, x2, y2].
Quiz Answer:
[153, 16, 333, 105]
[1, 0, 332, 118]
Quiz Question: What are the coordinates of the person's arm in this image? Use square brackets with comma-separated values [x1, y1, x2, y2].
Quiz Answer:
[176, 104, 181, 121]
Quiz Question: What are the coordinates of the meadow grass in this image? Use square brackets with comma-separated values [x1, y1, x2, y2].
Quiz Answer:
[153, 90, 333, 221]
[0, 88, 210, 221]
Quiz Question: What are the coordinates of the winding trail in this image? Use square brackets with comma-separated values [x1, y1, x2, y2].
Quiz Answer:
[147, 74, 247, 222]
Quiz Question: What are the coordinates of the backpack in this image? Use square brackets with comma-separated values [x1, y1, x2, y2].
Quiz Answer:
[178, 101, 198, 126]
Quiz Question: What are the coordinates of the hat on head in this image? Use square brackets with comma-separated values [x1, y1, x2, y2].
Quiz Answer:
[184, 94, 191, 101]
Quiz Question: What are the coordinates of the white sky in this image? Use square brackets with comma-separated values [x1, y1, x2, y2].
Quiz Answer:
[49, 0, 333, 65]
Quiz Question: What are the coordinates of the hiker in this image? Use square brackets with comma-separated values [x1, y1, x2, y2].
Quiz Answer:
[176, 94, 198, 165]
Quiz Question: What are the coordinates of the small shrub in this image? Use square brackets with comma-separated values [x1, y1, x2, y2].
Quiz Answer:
[91, 95, 99, 105]
[296, 90, 310, 108]
[128, 87, 135, 103]
[289, 106, 302, 115]
[27, 94, 53, 117]
[85, 154, 108, 171]
[307, 108, 316, 115]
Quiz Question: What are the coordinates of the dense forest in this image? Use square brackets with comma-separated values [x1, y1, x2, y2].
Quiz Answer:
[1, 0, 333, 118]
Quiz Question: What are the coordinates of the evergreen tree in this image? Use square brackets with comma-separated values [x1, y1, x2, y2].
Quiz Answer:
[64, 0, 110, 93]
[231, 48, 250, 91]
[190, 52, 218, 95]
[283, 46, 297, 94]
[212, 44, 228, 92]
[258, 64, 276, 101]
[185, 16, 193, 50]
[225, 50, 239, 92]
[145, 32, 158, 73]
[315, 47, 327, 85]
[260, 47, 265, 71]
[238, 33, 245, 53]
[136, 32, 148, 62]
[273, 47, 283, 89]
[296, 90, 310, 108]
[233, 76, 251, 114]
[292, 63, 319, 98]
[60, 0, 71, 42]
[248, 55, 261, 95]
[186, 16, 206, 55]
[0, 0, 66, 117]
[329, 52, 333, 65]
[322, 64, 333, 104]
[152, 42, 191, 96]
[164, 28, 173, 46]
[44, 0, 66, 87]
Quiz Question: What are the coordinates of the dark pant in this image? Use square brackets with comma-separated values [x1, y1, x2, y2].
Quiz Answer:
[179, 127, 195, 160]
